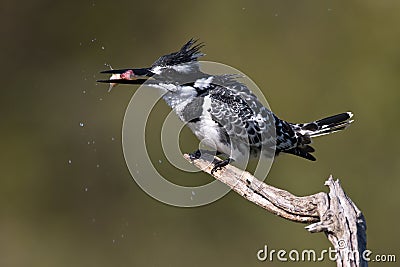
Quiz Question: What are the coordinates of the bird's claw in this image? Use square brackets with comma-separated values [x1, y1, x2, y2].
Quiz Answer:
[189, 149, 202, 161]
[211, 158, 232, 174]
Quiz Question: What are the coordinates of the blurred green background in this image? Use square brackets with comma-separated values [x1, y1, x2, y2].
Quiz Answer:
[1, 0, 399, 266]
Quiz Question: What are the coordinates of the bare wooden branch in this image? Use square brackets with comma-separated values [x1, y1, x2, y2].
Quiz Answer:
[184, 154, 367, 267]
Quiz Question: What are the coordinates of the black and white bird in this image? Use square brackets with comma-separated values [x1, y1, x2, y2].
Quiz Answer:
[98, 39, 353, 173]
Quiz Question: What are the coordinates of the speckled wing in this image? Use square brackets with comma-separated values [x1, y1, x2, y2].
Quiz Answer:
[207, 76, 277, 156]
[212, 75, 266, 112]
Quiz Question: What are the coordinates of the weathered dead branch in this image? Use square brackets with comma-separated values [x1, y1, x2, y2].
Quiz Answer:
[184, 154, 367, 267]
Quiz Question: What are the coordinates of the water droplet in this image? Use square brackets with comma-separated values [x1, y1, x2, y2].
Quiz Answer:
[191, 191, 196, 196]
[79, 122, 84, 127]
[68, 160, 72, 164]
[99, 98, 103, 101]
[101, 46, 105, 50]
[96, 164, 100, 168]
[82, 90, 86, 94]
[112, 239, 115, 243]
[158, 159, 162, 164]
[84, 187, 88, 192]
[111, 137, 115, 141]
[121, 234, 124, 238]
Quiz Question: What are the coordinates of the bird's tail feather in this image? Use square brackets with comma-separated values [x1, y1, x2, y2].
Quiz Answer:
[297, 112, 354, 138]
[281, 112, 353, 161]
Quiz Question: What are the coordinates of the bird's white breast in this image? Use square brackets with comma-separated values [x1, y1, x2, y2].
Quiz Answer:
[187, 95, 231, 155]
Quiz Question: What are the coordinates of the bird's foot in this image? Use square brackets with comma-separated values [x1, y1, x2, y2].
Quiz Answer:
[211, 158, 233, 175]
[189, 149, 222, 161]
[189, 149, 202, 160]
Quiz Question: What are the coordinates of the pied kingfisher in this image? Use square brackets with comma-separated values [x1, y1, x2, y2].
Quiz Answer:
[98, 39, 353, 173]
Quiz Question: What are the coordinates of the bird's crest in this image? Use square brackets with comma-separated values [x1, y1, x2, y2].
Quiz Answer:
[152, 39, 205, 67]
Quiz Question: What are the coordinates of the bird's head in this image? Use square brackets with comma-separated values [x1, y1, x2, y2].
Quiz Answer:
[98, 39, 205, 89]
[151, 39, 204, 76]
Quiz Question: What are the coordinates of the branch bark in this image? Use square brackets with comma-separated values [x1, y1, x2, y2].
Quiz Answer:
[184, 154, 367, 267]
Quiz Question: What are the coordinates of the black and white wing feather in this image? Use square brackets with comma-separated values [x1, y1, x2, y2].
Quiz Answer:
[198, 76, 277, 158]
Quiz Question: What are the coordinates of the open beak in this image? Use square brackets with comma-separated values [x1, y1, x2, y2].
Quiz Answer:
[97, 67, 153, 91]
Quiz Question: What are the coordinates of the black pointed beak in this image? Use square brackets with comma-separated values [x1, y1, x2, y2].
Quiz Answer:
[97, 67, 154, 89]
[99, 68, 153, 76]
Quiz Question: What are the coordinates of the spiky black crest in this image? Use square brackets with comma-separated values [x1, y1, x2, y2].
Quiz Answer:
[152, 39, 205, 67]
